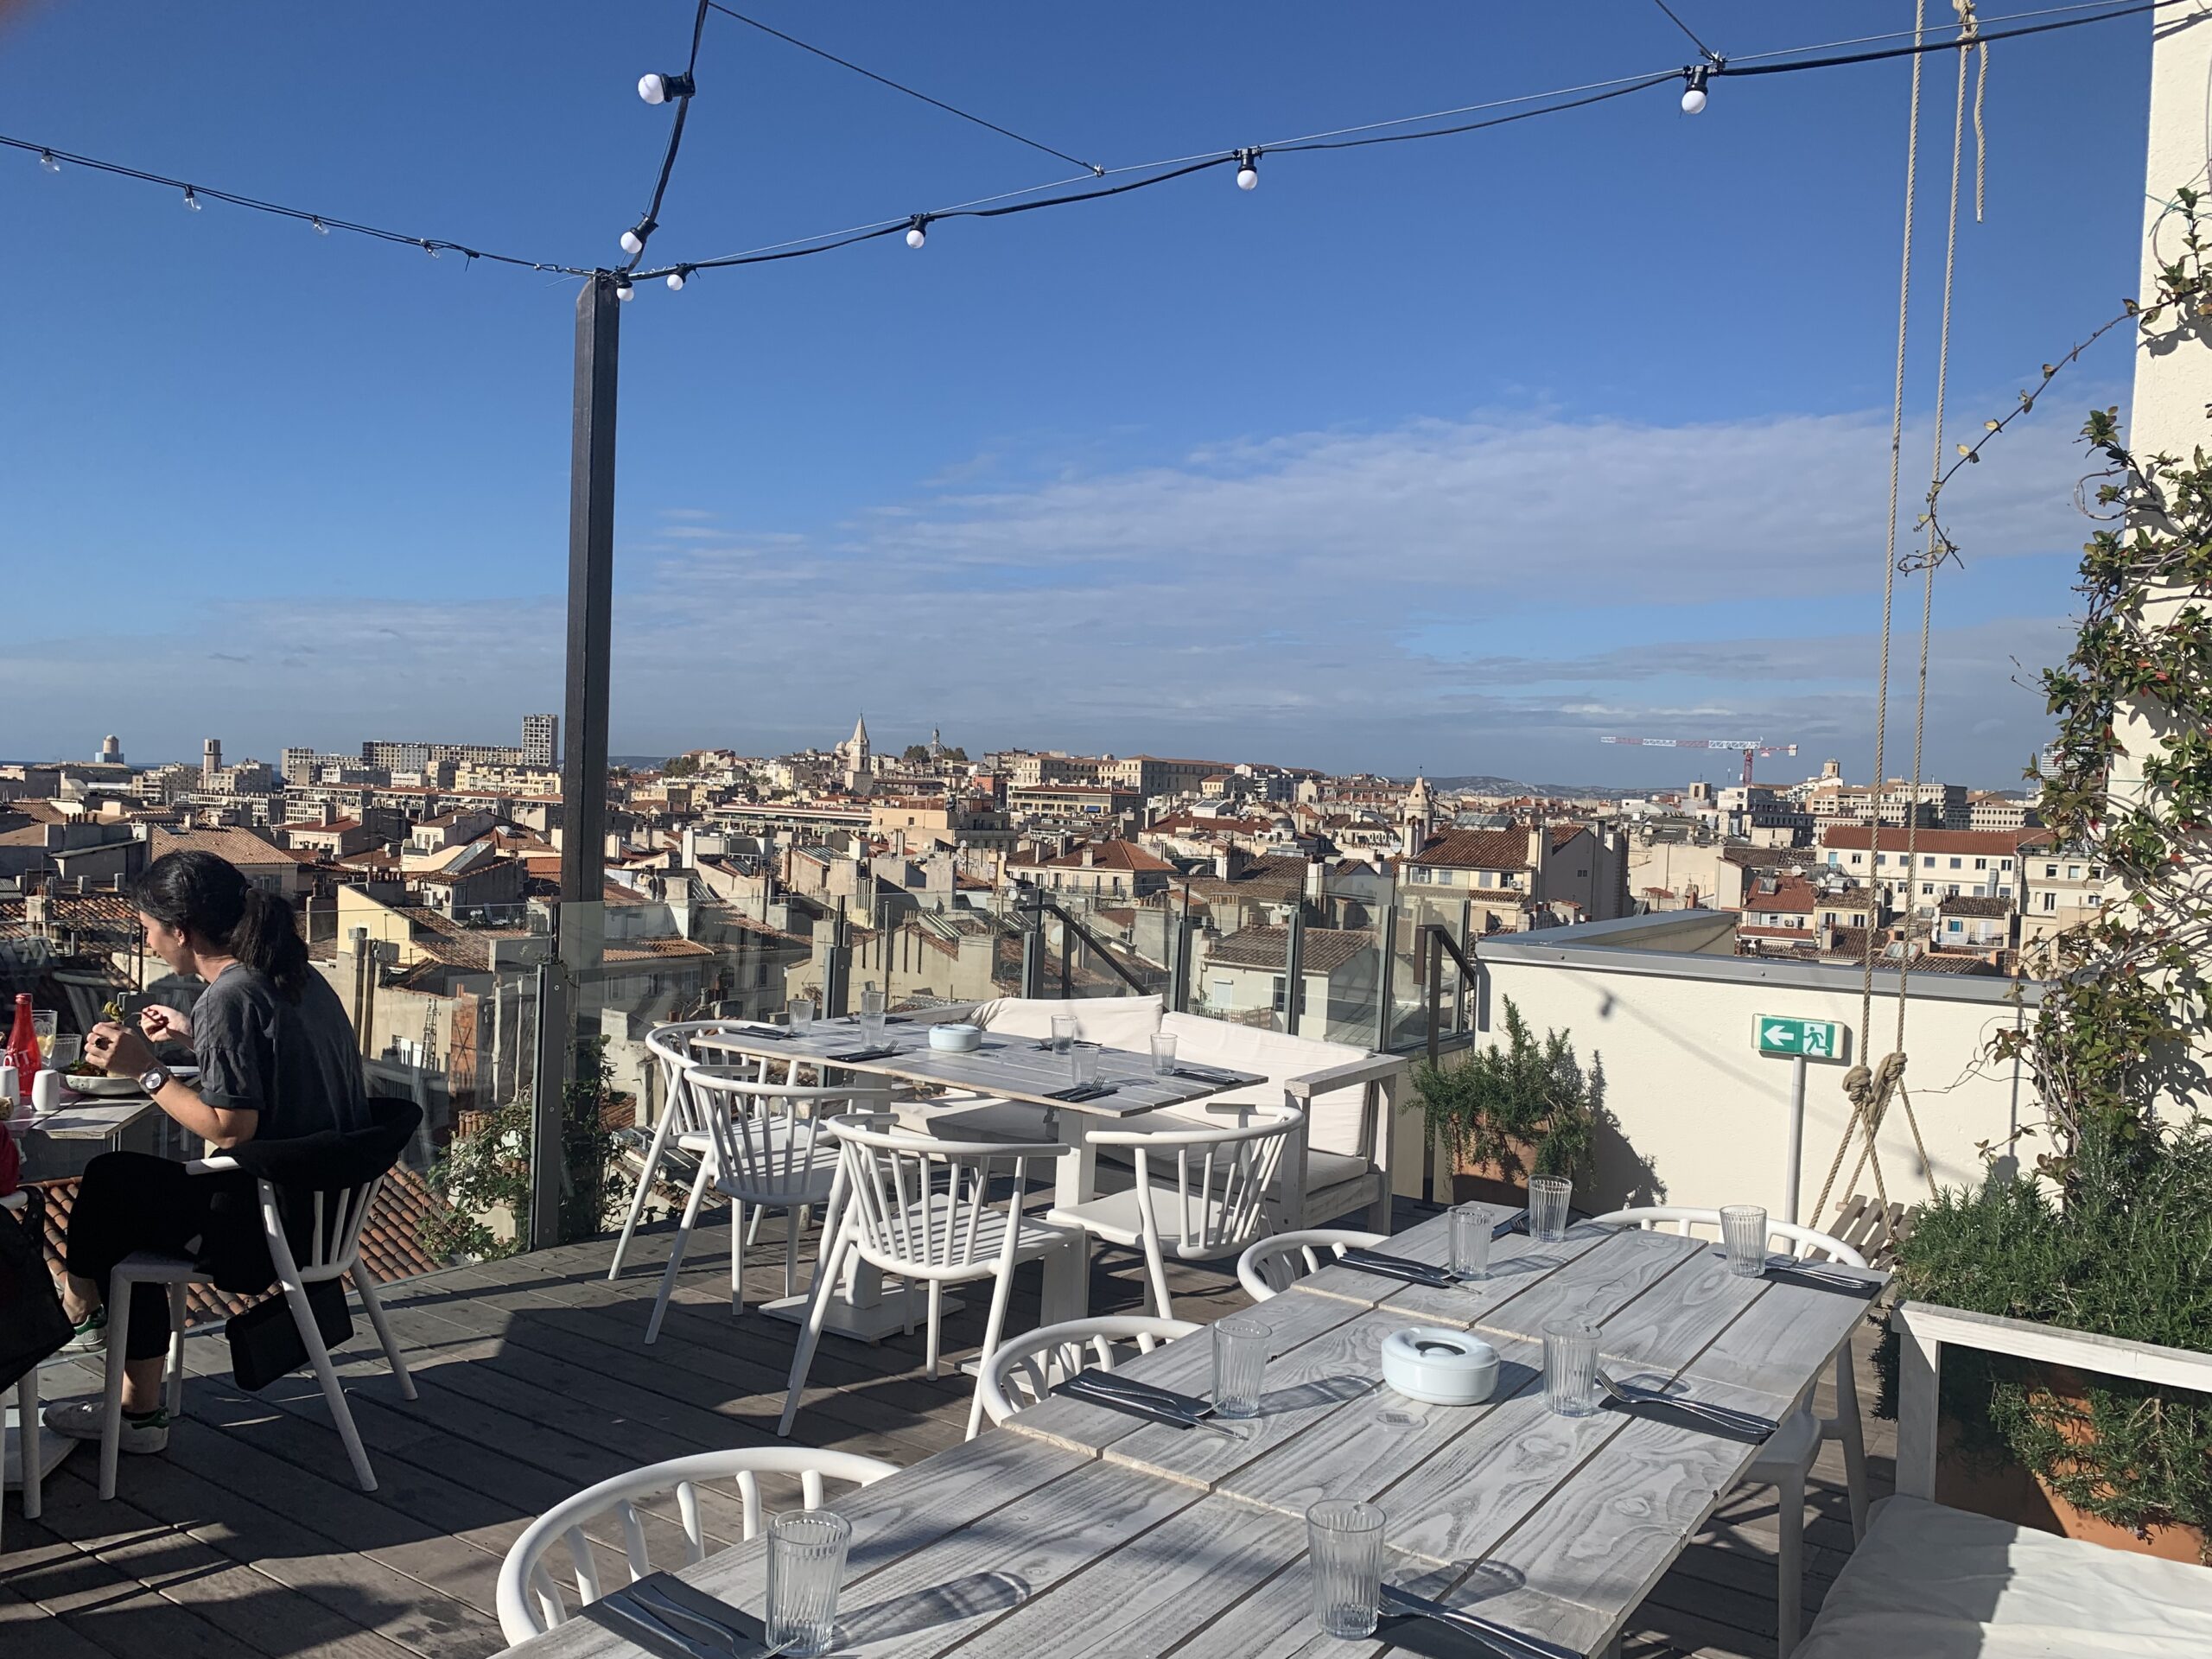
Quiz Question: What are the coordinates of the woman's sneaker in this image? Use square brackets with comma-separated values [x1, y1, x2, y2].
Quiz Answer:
[62, 1306, 106, 1352]
[43, 1398, 170, 1454]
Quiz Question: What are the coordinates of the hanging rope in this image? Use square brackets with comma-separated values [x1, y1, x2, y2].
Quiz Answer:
[1963, 0, 1990, 221]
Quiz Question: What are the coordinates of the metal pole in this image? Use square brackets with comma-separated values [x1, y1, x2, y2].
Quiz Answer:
[1282, 906, 1306, 1034]
[825, 897, 851, 1017]
[1425, 928, 1442, 1070]
[1785, 1053, 1808, 1226]
[1373, 903, 1398, 1053]
[543, 270, 620, 1249]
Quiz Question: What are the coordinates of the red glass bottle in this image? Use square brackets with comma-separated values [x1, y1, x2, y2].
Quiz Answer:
[3, 993, 41, 1079]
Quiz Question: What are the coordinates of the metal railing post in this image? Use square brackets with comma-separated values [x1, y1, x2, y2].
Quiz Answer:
[1425, 925, 1443, 1070]
[1020, 890, 1046, 999]
[825, 897, 851, 1018]
[1283, 907, 1306, 1034]
[526, 958, 569, 1252]
[1171, 902, 1195, 1013]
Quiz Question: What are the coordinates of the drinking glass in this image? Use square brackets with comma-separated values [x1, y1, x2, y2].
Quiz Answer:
[1068, 1045, 1101, 1089]
[1543, 1318, 1601, 1417]
[787, 997, 816, 1034]
[1212, 1316, 1268, 1418]
[1149, 1032, 1179, 1076]
[1305, 1499, 1383, 1639]
[1529, 1174, 1573, 1243]
[1449, 1204, 1491, 1281]
[859, 988, 887, 1046]
[47, 1033, 83, 1073]
[30, 1011, 56, 1060]
[1719, 1205, 1770, 1278]
[1050, 1014, 1079, 1054]
[765, 1510, 851, 1658]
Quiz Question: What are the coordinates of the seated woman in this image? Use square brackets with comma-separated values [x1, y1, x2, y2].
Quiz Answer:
[44, 849, 368, 1455]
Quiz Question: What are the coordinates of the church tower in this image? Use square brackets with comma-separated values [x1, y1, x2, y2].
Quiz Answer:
[1401, 772, 1435, 859]
[841, 714, 871, 791]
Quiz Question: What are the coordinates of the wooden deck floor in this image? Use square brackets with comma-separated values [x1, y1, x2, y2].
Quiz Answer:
[3, 1202, 1891, 1659]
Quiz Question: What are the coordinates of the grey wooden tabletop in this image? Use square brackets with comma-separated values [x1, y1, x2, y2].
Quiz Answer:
[689, 1018, 1263, 1120]
[500, 1204, 1884, 1659]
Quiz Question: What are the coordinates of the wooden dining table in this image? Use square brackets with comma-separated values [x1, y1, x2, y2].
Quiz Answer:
[686, 1014, 1266, 1338]
[505, 1202, 1886, 1659]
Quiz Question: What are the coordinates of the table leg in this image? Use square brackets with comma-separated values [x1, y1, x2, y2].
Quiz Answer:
[1046, 1107, 1095, 1323]
[761, 1217, 963, 1344]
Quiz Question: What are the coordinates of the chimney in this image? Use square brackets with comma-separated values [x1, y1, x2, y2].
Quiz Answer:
[320, 799, 337, 826]
[1080, 843, 1095, 868]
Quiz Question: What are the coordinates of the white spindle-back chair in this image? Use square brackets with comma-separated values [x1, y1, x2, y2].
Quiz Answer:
[975, 1315, 1201, 1427]
[1048, 1106, 1302, 1320]
[1235, 1228, 1388, 1302]
[494, 1446, 898, 1643]
[643, 1072, 891, 1343]
[777, 1113, 1079, 1440]
[1593, 1205, 1874, 1656]
[610, 1022, 772, 1281]
[100, 1155, 416, 1499]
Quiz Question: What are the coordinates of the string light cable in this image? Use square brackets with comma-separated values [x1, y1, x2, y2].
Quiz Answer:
[0, 133, 595, 274]
[1, 0, 2195, 289]
[636, 0, 2190, 282]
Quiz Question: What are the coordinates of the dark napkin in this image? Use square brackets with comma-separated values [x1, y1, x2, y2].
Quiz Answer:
[1338, 1247, 1456, 1288]
[1600, 1392, 1777, 1445]
[1762, 1262, 1882, 1299]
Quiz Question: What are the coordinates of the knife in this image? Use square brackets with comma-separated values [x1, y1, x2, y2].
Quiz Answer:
[1491, 1208, 1529, 1239]
[1339, 1247, 1457, 1287]
[1380, 1584, 1582, 1659]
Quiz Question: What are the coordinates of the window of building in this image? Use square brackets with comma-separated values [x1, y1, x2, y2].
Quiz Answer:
[1851, 852, 1864, 864]
[1875, 853, 1886, 867]
[1921, 882, 1934, 896]
[2067, 865, 2082, 880]
[1999, 884, 2012, 898]
[2042, 892, 2057, 912]
[1974, 857, 1987, 870]
[2090, 866, 2104, 880]
[1948, 856, 1962, 869]
[1923, 855, 1936, 868]
[2000, 859, 2012, 871]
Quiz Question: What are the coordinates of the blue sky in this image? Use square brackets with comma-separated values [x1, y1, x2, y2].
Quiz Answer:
[0, 2, 2158, 786]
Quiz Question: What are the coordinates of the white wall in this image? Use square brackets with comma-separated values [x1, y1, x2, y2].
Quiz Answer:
[1475, 919, 2033, 1228]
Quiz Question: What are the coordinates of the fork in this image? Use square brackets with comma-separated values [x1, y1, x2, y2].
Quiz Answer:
[1594, 1370, 1777, 1438]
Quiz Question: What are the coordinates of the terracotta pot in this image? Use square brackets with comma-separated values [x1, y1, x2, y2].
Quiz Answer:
[1446, 1134, 1543, 1207]
[1935, 1363, 2210, 1564]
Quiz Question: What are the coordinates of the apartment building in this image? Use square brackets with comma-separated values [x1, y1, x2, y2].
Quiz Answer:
[1401, 823, 1629, 933]
[1815, 823, 2024, 913]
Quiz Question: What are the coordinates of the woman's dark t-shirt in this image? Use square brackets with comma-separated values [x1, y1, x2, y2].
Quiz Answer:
[192, 965, 369, 1139]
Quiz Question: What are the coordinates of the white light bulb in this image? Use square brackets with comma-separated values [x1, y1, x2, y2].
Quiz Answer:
[620, 229, 645, 257]
[615, 279, 635, 302]
[666, 270, 686, 291]
[38, 149, 60, 174]
[906, 225, 927, 249]
[311, 216, 329, 236]
[639, 73, 668, 105]
[182, 187, 201, 211]
[1236, 163, 1257, 190]
[1681, 86, 1707, 114]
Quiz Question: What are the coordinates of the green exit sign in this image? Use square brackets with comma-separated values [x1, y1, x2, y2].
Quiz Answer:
[1756, 1015, 1847, 1061]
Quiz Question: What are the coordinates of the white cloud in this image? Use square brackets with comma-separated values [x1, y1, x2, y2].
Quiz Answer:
[10, 403, 2099, 782]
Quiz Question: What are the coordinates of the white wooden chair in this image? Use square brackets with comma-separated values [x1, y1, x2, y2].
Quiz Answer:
[100, 1156, 416, 1499]
[610, 1021, 770, 1281]
[1593, 1205, 1872, 1657]
[494, 1446, 898, 1644]
[1235, 1228, 1386, 1302]
[1047, 1107, 1301, 1321]
[643, 1071, 892, 1344]
[975, 1314, 1201, 1427]
[777, 1114, 1079, 1441]
[3, 1190, 42, 1554]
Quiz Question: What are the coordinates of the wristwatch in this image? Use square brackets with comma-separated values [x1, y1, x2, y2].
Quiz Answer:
[138, 1064, 174, 1096]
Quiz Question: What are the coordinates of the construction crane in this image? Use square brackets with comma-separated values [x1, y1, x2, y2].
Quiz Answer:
[1600, 734, 1800, 787]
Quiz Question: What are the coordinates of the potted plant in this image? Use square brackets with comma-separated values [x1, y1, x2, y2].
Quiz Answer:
[1882, 244, 2212, 1560]
[1413, 997, 1599, 1205]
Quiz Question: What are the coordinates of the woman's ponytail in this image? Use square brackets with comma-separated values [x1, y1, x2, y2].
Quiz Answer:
[232, 885, 311, 999]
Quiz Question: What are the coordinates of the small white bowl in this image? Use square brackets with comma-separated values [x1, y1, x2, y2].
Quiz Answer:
[1379, 1325, 1499, 1407]
[928, 1023, 983, 1053]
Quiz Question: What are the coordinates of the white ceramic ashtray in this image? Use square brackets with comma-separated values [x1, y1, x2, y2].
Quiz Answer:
[928, 1023, 983, 1053]
[1379, 1326, 1499, 1407]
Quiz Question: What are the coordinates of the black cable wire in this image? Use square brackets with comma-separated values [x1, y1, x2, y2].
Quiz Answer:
[1719, 0, 2158, 75]
[621, 0, 714, 276]
[1650, 0, 1720, 62]
[0, 134, 596, 274]
[1271, 73, 1681, 156]
[705, 1, 1102, 175]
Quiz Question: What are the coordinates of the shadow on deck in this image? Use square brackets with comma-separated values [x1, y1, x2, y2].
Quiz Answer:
[3, 1199, 1892, 1659]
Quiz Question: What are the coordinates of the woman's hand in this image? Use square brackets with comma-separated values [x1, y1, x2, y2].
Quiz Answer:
[138, 1005, 193, 1046]
[86, 1021, 157, 1078]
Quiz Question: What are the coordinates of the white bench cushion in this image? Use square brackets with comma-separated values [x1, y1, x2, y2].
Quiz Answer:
[970, 995, 1163, 1054]
[1159, 1013, 1374, 1157]
[1796, 1495, 2212, 1658]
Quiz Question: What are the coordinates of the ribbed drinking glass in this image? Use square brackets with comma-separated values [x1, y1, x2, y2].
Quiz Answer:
[1051, 1014, 1078, 1054]
[765, 1510, 851, 1657]
[1305, 1499, 1384, 1638]
[1150, 1032, 1179, 1076]
[1720, 1205, 1770, 1278]
[1069, 1045, 1101, 1088]
[1543, 1318, 1601, 1417]
[1212, 1315, 1268, 1418]
[786, 997, 815, 1034]
[858, 988, 887, 1045]
[1449, 1204, 1491, 1281]
[1529, 1175, 1573, 1242]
